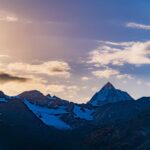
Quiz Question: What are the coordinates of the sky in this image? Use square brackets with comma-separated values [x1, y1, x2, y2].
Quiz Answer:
[0, 0, 150, 103]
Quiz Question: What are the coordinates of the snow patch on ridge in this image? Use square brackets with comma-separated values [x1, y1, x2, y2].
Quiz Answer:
[0, 98, 7, 103]
[73, 105, 94, 120]
[24, 100, 71, 130]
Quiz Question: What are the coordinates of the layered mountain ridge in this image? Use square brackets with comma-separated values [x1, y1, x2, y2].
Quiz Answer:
[0, 82, 145, 130]
[0, 82, 150, 150]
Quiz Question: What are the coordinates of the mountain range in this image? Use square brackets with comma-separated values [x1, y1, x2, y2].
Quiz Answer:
[0, 82, 150, 150]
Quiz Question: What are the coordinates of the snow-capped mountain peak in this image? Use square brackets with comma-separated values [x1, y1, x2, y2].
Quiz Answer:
[88, 82, 134, 106]
[100, 82, 115, 91]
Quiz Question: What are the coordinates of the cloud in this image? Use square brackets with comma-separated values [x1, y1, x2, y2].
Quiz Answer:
[7, 61, 71, 78]
[46, 84, 66, 93]
[137, 80, 142, 85]
[0, 54, 10, 58]
[0, 81, 79, 102]
[92, 68, 119, 79]
[146, 82, 150, 86]
[0, 11, 19, 22]
[81, 76, 90, 81]
[0, 60, 77, 100]
[46, 85, 79, 94]
[0, 10, 32, 24]
[116, 74, 133, 80]
[0, 81, 47, 96]
[126, 22, 150, 30]
[0, 72, 30, 83]
[91, 66, 133, 79]
[48, 85, 80, 100]
[88, 41, 150, 66]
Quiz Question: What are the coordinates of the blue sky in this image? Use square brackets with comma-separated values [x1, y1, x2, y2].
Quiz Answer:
[0, 0, 150, 103]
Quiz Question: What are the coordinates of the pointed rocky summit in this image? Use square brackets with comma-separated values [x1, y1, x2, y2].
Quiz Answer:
[88, 82, 134, 106]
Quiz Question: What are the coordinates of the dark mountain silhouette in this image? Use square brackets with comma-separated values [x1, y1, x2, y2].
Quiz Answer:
[0, 82, 150, 150]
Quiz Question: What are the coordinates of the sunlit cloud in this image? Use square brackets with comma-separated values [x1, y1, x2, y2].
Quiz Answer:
[0, 11, 19, 22]
[126, 22, 150, 30]
[46, 84, 67, 93]
[146, 83, 150, 86]
[137, 80, 142, 85]
[0, 58, 73, 98]
[116, 74, 133, 80]
[0, 72, 48, 96]
[0, 10, 32, 24]
[0, 80, 79, 101]
[91, 66, 133, 79]
[0, 72, 30, 83]
[0, 54, 10, 58]
[92, 68, 119, 79]
[0, 59, 78, 100]
[47, 85, 79, 94]
[0, 81, 46, 96]
[88, 41, 150, 66]
[7, 61, 71, 78]
[81, 76, 91, 81]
